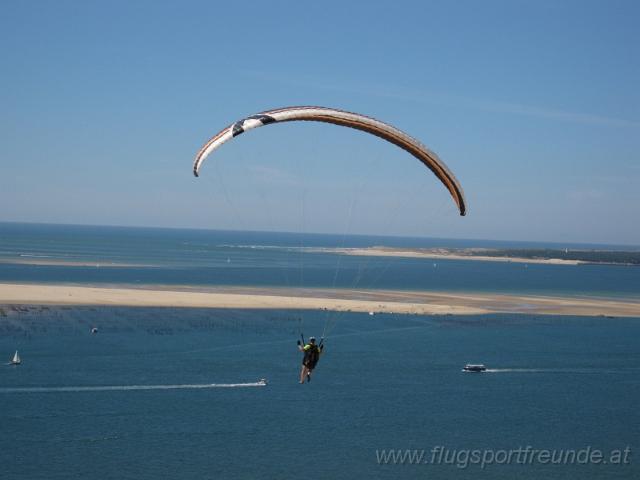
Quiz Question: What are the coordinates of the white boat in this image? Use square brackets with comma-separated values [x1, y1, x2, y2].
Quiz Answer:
[10, 350, 21, 365]
[463, 364, 486, 372]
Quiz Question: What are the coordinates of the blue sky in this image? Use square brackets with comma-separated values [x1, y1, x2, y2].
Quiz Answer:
[1, 0, 638, 245]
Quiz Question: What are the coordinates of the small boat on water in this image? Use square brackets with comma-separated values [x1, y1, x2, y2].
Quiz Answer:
[463, 364, 486, 372]
[9, 350, 21, 365]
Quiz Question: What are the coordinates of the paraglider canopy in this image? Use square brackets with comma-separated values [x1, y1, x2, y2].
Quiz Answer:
[193, 106, 467, 216]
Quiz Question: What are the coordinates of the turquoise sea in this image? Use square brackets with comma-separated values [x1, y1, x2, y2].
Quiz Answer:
[0, 223, 639, 479]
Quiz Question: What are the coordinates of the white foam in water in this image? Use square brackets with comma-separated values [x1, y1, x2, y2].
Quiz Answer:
[484, 368, 629, 374]
[485, 369, 546, 373]
[0, 381, 267, 394]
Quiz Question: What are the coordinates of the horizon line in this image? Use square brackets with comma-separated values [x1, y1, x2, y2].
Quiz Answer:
[1, 220, 638, 250]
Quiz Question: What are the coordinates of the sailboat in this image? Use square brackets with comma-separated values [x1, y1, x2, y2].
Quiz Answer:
[9, 350, 21, 365]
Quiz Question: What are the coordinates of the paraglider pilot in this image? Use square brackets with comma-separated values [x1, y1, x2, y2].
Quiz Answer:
[297, 336, 323, 384]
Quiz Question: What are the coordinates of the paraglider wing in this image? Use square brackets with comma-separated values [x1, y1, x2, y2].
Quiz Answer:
[193, 106, 466, 216]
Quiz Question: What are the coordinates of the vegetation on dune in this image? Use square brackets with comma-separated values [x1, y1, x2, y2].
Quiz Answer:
[468, 249, 640, 265]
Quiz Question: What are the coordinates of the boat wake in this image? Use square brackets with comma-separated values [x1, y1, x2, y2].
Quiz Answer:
[0, 381, 267, 394]
[484, 368, 628, 374]
[484, 368, 546, 373]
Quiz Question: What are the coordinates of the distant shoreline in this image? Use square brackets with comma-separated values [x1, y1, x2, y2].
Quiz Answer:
[327, 247, 640, 266]
[5, 247, 634, 269]
[1, 283, 639, 318]
[330, 247, 581, 265]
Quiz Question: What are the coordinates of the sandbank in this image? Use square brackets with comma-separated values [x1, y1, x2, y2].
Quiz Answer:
[331, 247, 584, 265]
[0, 283, 639, 318]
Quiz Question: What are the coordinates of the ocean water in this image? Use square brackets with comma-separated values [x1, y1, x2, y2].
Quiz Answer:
[0, 222, 639, 298]
[0, 307, 638, 479]
[0, 223, 639, 479]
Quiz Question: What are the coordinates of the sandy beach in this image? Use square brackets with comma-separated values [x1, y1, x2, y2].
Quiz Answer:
[332, 247, 585, 265]
[1, 283, 638, 317]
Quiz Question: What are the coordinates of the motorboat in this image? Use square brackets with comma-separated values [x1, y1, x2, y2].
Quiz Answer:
[463, 364, 486, 372]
